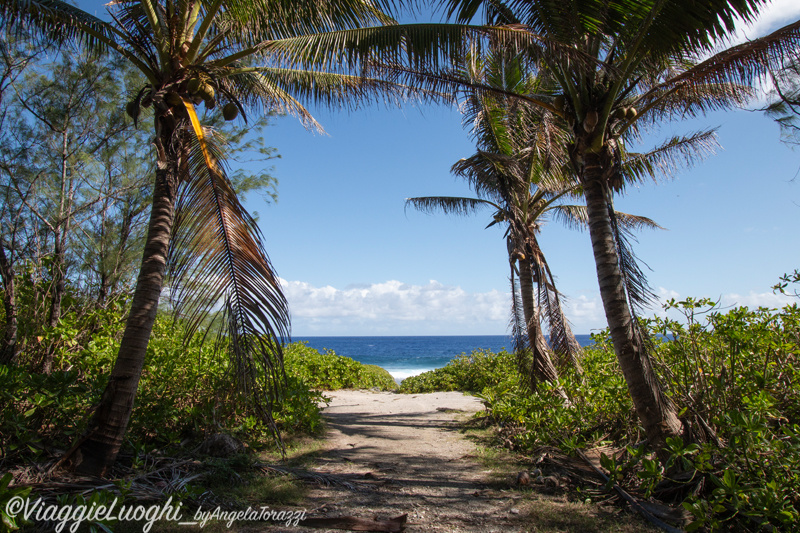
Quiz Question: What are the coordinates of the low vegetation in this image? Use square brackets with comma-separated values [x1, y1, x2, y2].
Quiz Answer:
[285, 342, 397, 392]
[1, 303, 395, 466]
[4, 271, 799, 532]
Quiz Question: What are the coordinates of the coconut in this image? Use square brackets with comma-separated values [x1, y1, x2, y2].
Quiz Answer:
[187, 77, 201, 95]
[585, 110, 599, 127]
[553, 95, 565, 112]
[198, 83, 215, 101]
[222, 102, 239, 121]
[626, 107, 638, 120]
[583, 110, 599, 133]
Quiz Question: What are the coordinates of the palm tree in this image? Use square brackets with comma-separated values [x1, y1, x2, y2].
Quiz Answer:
[0, 0, 429, 476]
[409, 48, 581, 389]
[409, 47, 673, 390]
[420, 0, 800, 453]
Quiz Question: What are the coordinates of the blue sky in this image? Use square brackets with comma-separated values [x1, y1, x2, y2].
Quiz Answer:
[80, 0, 800, 336]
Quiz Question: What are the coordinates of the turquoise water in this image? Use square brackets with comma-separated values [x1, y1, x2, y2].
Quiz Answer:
[292, 335, 594, 381]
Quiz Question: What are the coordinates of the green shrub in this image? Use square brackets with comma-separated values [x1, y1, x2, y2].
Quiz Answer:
[0, 365, 97, 462]
[283, 342, 396, 391]
[362, 364, 397, 390]
[1, 310, 326, 462]
[649, 298, 800, 531]
[399, 348, 516, 393]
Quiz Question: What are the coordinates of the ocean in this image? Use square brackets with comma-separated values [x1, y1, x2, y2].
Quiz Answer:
[292, 335, 595, 382]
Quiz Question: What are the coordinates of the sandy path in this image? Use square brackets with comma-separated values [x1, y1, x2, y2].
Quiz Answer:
[267, 390, 532, 532]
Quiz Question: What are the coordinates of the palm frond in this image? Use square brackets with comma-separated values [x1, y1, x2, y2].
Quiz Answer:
[223, 0, 398, 44]
[608, 203, 657, 314]
[0, 0, 111, 48]
[635, 81, 752, 124]
[642, 19, 800, 103]
[508, 267, 534, 387]
[548, 203, 662, 233]
[620, 129, 719, 187]
[404, 196, 497, 216]
[229, 67, 447, 122]
[167, 103, 290, 434]
[528, 241, 582, 371]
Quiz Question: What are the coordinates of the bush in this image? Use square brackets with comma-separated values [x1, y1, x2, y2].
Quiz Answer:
[399, 348, 516, 393]
[649, 298, 800, 531]
[0, 310, 327, 464]
[283, 342, 397, 391]
[362, 364, 398, 389]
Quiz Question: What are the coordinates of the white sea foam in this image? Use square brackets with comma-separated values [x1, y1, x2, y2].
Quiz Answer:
[387, 368, 431, 382]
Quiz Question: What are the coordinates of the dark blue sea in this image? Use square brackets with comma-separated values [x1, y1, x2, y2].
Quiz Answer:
[292, 335, 595, 381]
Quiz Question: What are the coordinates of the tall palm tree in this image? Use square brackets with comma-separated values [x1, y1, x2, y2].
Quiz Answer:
[409, 48, 581, 389]
[0, 0, 431, 476]
[419, 0, 800, 453]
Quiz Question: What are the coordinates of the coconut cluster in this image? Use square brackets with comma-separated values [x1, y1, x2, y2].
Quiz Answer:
[550, 94, 638, 133]
[125, 76, 239, 124]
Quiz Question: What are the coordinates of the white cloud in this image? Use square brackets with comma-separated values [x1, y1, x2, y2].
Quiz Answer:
[563, 294, 604, 332]
[279, 278, 798, 336]
[732, 0, 800, 43]
[280, 278, 508, 335]
[720, 290, 796, 309]
[657, 287, 681, 300]
[702, 1, 800, 103]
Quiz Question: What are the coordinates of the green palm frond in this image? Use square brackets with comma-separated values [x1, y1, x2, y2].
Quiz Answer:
[634, 81, 752, 124]
[167, 116, 290, 429]
[223, 0, 398, 43]
[235, 67, 445, 123]
[640, 19, 800, 106]
[0, 0, 111, 47]
[451, 153, 502, 198]
[620, 129, 719, 187]
[404, 196, 498, 216]
[256, 23, 477, 71]
[550, 204, 663, 233]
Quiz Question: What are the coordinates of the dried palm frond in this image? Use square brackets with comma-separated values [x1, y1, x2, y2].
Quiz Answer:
[167, 101, 290, 439]
[526, 238, 582, 371]
[508, 267, 534, 388]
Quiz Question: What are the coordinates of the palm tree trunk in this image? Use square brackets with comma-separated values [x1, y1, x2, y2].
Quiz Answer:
[518, 256, 559, 384]
[583, 152, 681, 452]
[63, 126, 178, 477]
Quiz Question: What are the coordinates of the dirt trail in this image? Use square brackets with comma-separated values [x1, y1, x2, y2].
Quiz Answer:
[274, 390, 532, 532]
[254, 390, 657, 533]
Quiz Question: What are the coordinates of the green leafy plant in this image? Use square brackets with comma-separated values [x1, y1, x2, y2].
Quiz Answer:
[0, 473, 31, 533]
[284, 342, 396, 391]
